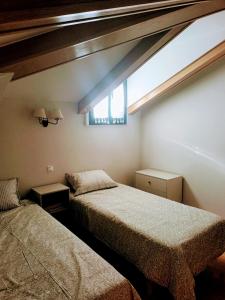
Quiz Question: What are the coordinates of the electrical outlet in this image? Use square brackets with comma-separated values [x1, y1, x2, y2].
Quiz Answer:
[47, 165, 54, 173]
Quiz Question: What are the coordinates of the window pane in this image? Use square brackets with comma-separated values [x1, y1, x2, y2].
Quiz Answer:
[93, 96, 109, 119]
[111, 83, 124, 118]
[89, 81, 127, 125]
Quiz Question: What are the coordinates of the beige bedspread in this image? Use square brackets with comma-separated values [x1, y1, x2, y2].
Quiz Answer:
[0, 203, 140, 300]
[70, 184, 225, 300]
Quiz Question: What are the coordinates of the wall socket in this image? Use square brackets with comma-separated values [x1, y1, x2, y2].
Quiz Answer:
[47, 165, 54, 173]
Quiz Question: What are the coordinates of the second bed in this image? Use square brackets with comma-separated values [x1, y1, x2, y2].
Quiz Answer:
[69, 181, 225, 300]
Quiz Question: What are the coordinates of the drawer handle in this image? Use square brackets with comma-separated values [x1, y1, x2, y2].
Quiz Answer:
[148, 181, 151, 185]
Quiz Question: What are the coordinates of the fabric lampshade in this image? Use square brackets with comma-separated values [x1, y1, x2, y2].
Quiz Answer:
[33, 108, 46, 118]
[47, 109, 64, 120]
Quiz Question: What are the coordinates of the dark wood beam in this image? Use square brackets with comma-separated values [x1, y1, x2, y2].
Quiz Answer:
[0, 27, 57, 47]
[0, 0, 223, 80]
[0, 9, 179, 78]
[128, 41, 225, 114]
[78, 25, 187, 114]
[0, 0, 76, 10]
[0, 0, 207, 11]
[0, 0, 207, 33]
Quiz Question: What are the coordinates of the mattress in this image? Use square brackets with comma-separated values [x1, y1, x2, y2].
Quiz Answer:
[70, 184, 225, 300]
[0, 203, 140, 300]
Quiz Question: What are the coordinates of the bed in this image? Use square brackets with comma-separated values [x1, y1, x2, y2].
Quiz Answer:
[69, 182, 225, 300]
[0, 202, 140, 300]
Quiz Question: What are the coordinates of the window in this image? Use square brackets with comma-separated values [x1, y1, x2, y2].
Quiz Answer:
[89, 81, 127, 125]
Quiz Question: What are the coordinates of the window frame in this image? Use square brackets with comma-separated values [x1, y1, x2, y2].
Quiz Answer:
[89, 80, 127, 125]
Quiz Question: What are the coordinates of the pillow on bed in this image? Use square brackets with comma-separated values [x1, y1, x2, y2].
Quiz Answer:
[0, 178, 20, 211]
[65, 170, 118, 196]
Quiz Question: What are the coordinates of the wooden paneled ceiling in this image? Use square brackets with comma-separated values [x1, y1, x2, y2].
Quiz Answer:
[0, 0, 224, 112]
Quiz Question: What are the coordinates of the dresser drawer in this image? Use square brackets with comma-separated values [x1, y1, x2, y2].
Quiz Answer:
[136, 174, 166, 194]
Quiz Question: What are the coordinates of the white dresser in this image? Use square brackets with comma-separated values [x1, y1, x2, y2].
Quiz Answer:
[135, 168, 182, 202]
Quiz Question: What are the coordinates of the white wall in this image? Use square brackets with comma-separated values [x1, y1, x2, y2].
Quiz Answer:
[140, 57, 225, 217]
[0, 42, 141, 196]
[0, 96, 141, 195]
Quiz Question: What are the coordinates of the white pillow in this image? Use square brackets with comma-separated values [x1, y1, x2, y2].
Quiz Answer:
[65, 170, 118, 196]
[0, 178, 20, 211]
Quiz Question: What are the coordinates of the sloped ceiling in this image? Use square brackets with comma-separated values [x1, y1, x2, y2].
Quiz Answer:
[128, 10, 225, 111]
[2, 0, 224, 107]
[1, 0, 224, 81]
[4, 40, 137, 103]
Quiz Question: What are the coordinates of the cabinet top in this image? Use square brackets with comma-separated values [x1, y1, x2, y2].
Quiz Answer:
[31, 183, 69, 195]
[136, 168, 181, 180]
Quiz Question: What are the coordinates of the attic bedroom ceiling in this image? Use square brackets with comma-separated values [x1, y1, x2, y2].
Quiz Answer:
[1, 0, 225, 109]
[0, 0, 224, 78]
[3, 40, 138, 104]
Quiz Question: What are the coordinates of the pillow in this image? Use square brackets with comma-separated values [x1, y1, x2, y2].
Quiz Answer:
[65, 170, 118, 196]
[0, 178, 20, 211]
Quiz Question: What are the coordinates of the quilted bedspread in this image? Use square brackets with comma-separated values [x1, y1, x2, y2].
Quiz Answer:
[0, 203, 140, 300]
[70, 184, 225, 300]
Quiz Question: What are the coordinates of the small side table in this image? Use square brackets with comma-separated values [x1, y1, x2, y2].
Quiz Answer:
[31, 183, 70, 215]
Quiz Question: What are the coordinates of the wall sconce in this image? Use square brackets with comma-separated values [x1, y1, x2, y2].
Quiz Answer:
[33, 108, 64, 127]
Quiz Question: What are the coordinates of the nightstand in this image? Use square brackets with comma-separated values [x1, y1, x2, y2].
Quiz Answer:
[136, 169, 182, 202]
[31, 183, 70, 215]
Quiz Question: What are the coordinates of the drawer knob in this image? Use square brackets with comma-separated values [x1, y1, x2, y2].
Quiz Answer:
[148, 181, 151, 185]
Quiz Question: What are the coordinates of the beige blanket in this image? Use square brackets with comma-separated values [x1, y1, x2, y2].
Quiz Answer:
[0, 203, 140, 300]
[70, 184, 225, 300]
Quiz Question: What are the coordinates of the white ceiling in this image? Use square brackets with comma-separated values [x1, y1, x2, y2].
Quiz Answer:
[127, 10, 225, 105]
[4, 40, 138, 104]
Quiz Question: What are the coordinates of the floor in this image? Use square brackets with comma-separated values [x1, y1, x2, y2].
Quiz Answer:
[195, 254, 225, 300]
[66, 219, 225, 300]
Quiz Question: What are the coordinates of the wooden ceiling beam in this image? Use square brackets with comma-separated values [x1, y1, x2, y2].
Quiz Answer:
[0, 0, 206, 32]
[78, 25, 187, 114]
[128, 41, 225, 114]
[0, 0, 207, 10]
[0, 27, 57, 47]
[0, 0, 223, 80]
[0, 10, 172, 77]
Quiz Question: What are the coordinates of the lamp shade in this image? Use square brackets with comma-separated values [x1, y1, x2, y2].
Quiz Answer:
[48, 109, 64, 120]
[33, 108, 46, 118]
